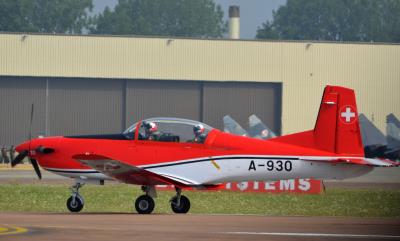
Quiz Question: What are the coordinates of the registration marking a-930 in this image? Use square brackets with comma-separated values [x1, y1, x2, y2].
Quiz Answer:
[248, 160, 293, 172]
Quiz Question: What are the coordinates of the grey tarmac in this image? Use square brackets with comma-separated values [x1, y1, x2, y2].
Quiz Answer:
[0, 213, 399, 241]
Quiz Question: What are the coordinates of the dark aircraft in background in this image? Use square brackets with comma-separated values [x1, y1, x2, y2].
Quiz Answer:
[223, 115, 276, 140]
[359, 113, 400, 160]
[223, 115, 249, 137]
[385, 114, 400, 160]
[224, 112, 399, 161]
[359, 114, 388, 158]
[248, 114, 277, 140]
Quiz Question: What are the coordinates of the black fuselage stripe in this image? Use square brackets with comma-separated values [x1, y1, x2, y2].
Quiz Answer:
[161, 174, 194, 184]
[45, 168, 100, 174]
[143, 156, 298, 169]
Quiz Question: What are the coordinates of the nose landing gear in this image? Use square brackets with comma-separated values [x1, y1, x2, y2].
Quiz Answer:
[66, 182, 84, 212]
[135, 185, 156, 214]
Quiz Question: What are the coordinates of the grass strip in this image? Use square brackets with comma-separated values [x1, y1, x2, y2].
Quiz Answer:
[0, 184, 399, 217]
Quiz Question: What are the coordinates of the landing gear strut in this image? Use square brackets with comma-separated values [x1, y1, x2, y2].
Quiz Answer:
[170, 187, 190, 214]
[66, 182, 85, 212]
[135, 185, 156, 214]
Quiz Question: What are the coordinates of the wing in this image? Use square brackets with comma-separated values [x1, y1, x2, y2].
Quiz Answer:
[73, 154, 192, 188]
[300, 156, 399, 167]
[72, 154, 221, 189]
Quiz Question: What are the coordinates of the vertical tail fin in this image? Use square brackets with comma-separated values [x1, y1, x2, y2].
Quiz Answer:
[314, 86, 364, 155]
[271, 85, 364, 156]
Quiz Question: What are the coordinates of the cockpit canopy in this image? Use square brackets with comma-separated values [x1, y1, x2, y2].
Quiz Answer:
[123, 117, 213, 143]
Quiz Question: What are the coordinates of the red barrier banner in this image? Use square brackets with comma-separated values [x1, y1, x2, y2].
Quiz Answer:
[157, 178, 323, 194]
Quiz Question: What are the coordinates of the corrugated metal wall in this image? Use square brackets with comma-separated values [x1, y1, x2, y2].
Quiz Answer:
[203, 82, 281, 132]
[49, 78, 124, 136]
[0, 76, 280, 146]
[126, 80, 202, 126]
[0, 76, 46, 145]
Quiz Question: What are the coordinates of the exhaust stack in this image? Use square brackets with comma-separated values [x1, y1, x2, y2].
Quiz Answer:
[229, 6, 240, 39]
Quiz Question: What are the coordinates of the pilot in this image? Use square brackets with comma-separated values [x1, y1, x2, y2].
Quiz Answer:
[143, 121, 160, 141]
[193, 124, 206, 143]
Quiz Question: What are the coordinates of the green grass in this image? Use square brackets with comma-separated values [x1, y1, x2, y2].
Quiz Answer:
[0, 184, 399, 217]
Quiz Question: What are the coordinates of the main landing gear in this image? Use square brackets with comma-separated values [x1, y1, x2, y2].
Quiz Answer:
[66, 182, 85, 212]
[170, 187, 191, 214]
[134, 185, 191, 214]
[64, 182, 191, 214]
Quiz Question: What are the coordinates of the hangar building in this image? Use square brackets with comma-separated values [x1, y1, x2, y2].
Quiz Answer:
[0, 33, 399, 146]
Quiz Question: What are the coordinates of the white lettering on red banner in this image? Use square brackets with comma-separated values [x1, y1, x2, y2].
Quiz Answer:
[156, 179, 322, 194]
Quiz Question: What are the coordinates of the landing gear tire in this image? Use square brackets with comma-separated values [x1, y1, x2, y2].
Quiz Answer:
[67, 195, 84, 212]
[135, 195, 155, 214]
[171, 195, 190, 214]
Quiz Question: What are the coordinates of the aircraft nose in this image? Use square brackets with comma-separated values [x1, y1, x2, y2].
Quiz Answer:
[16, 141, 30, 153]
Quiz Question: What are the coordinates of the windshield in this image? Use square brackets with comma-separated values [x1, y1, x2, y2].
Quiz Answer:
[123, 117, 213, 143]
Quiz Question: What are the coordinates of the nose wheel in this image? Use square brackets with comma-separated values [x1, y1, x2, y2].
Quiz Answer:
[134, 185, 156, 214]
[135, 195, 155, 214]
[67, 182, 84, 212]
[67, 194, 84, 212]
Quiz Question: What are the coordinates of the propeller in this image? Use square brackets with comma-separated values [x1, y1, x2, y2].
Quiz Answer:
[11, 103, 42, 179]
[30, 159, 42, 179]
[11, 150, 28, 167]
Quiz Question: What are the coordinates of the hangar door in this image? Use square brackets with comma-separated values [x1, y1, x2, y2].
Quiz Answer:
[126, 80, 202, 128]
[203, 82, 282, 135]
[0, 76, 46, 145]
[49, 78, 125, 136]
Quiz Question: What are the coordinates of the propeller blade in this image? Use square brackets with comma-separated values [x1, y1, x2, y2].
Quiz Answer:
[29, 103, 34, 150]
[9, 146, 16, 162]
[11, 150, 28, 167]
[30, 159, 42, 179]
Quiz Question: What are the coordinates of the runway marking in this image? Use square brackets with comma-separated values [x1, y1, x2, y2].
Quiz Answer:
[223, 232, 400, 239]
[0, 225, 28, 235]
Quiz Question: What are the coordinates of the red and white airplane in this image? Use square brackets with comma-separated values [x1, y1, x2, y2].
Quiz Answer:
[12, 85, 398, 214]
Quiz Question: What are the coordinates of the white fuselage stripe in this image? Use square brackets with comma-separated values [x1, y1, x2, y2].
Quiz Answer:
[45, 154, 387, 173]
[137, 154, 390, 169]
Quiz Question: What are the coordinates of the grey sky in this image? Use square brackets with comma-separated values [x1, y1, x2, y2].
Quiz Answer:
[92, 0, 286, 39]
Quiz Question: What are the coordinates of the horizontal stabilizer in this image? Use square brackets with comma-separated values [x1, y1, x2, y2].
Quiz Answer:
[300, 156, 398, 167]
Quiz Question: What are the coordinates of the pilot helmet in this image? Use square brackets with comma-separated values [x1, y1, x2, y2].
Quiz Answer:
[144, 122, 158, 133]
[193, 124, 205, 135]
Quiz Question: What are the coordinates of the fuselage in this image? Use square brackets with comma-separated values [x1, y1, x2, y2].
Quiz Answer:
[16, 129, 373, 185]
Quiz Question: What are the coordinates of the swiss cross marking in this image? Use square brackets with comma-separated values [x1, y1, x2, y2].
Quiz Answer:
[341, 107, 355, 123]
